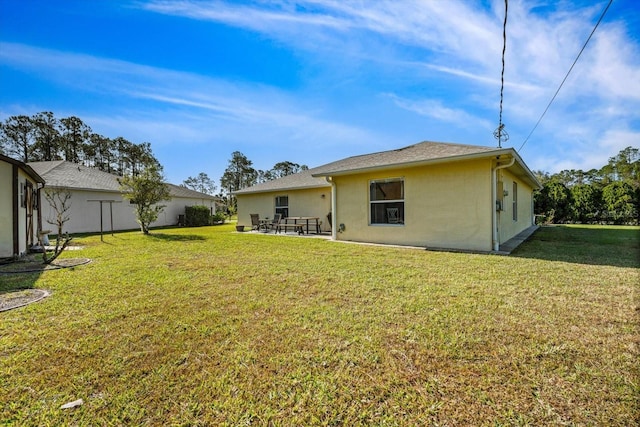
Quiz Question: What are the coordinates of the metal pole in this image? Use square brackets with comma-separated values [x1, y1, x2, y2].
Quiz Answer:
[87, 200, 121, 242]
[99, 201, 104, 242]
[109, 201, 114, 236]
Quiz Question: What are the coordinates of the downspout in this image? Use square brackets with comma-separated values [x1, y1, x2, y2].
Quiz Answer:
[325, 176, 337, 240]
[492, 156, 515, 251]
[531, 195, 535, 226]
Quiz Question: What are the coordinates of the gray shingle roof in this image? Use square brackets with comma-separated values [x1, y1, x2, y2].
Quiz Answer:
[29, 161, 122, 191]
[234, 167, 330, 195]
[311, 141, 499, 176]
[28, 161, 217, 200]
[236, 141, 501, 195]
[235, 141, 541, 194]
[166, 183, 220, 200]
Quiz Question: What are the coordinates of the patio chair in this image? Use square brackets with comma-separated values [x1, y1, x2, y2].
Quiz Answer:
[250, 214, 261, 231]
[386, 207, 400, 224]
[266, 213, 282, 232]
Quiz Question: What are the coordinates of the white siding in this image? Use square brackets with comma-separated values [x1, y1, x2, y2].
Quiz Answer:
[0, 161, 14, 257]
[40, 188, 216, 234]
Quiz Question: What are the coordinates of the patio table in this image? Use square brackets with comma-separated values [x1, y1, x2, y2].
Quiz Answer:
[283, 216, 321, 234]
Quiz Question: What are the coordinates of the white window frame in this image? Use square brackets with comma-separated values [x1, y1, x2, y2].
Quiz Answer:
[275, 195, 289, 218]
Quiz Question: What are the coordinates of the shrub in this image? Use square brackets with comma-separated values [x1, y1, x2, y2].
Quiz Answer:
[185, 205, 211, 227]
[211, 212, 226, 224]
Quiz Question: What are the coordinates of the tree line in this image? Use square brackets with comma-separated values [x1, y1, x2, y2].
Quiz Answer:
[534, 146, 639, 224]
[182, 151, 308, 211]
[219, 151, 307, 192]
[0, 113, 303, 203]
[0, 112, 159, 176]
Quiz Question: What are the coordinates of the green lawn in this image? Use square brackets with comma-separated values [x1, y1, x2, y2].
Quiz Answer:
[1, 225, 638, 426]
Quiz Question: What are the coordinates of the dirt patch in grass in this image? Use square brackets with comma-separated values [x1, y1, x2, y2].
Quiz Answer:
[0, 256, 91, 274]
[0, 288, 51, 312]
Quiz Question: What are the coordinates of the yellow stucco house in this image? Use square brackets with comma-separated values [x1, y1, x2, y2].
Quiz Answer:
[236, 141, 541, 252]
[0, 154, 45, 259]
[235, 166, 333, 233]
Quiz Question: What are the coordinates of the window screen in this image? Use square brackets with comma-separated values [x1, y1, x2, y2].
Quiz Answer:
[370, 179, 404, 225]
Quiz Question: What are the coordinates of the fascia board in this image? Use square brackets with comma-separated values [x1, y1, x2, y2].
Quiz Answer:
[311, 149, 512, 177]
[233, 183, 331, 196]
[311, 148, 542, 190]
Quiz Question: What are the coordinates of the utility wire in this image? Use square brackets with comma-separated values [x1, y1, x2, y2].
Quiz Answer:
[518, 0, 613, 153]
[495, 0, 508, 148]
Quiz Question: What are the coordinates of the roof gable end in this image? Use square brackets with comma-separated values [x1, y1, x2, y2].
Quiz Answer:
[1, 154, 46, 183]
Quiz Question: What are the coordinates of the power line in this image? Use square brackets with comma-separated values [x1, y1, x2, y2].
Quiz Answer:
[494, 0, 509, 148]
[518, 0, 614, 153]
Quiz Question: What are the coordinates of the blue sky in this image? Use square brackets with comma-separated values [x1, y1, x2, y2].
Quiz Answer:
[1, 0, 639, 186]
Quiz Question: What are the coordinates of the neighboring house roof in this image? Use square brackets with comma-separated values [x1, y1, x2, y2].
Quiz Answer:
[166, 183, 220, 200]
[1, 154, 45, 184]
[234, 167, 331, 195]
[30, 161, 121, 192]
[28, 161, 218, 200]
[236, 141, 541, 194]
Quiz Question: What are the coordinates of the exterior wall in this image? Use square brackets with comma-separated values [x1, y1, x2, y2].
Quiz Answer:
[164, 198, 217, 227]
[0, 161, 14, 257]
[333, 159, 494, 251]
[496, 169, 535, 244]
[41, 189, 136, 234]
[237, 186, 332, 232]
[40, 188, 216, 234]
[0, 164, 42, 258]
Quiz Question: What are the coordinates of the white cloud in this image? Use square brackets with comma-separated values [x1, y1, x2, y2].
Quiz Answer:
[599, 128, 640, 154]
[0, 41, 372, 139]
[585, 26, 640, 101]
[142, 0, 349, 30]
[138, 1, 640, 122]
[385, 93, 492, 131]
[520, 121, 640, 174]
[141, 0, 501, 66]
[0, 40, 386, 178]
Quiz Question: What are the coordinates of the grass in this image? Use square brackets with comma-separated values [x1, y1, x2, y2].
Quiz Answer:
[1, 224, 638, 426]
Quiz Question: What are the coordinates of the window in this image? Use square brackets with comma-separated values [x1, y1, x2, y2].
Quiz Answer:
[370, 178, 404, 225]
[275, 195, 289, 218]
[512, 182, 518, 221]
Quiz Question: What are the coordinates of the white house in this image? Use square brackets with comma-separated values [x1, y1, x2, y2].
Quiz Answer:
[29, 160, 218, 235]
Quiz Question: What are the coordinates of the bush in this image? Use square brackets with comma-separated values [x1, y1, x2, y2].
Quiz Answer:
[185, 205, 211, 227]
[211, 212, 226, 224]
